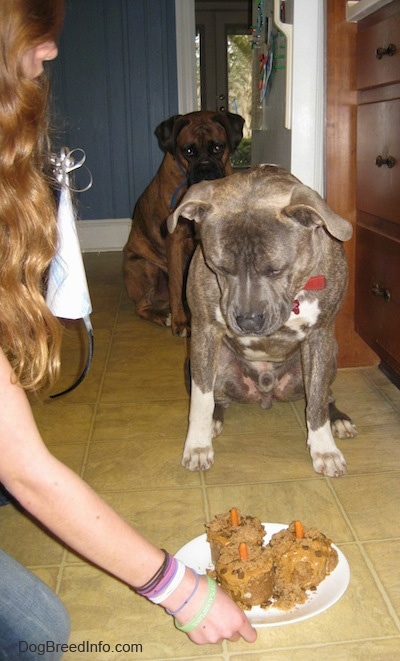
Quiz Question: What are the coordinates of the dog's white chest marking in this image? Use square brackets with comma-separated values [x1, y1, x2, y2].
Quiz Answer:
[284, 297, 321, 339]
[240, 340, 274, 361]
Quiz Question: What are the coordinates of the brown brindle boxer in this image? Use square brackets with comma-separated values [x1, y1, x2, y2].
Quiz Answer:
[122, 110, 244, 336]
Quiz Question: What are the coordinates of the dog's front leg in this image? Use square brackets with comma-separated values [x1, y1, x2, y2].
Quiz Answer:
[301, 329, 347, 477]
[182, 383, 216, 471]
[165, 222, 193, 337]
[182, 325, 220, 471]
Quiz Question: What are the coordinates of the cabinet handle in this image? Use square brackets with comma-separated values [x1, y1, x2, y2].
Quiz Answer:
[375, 155, 396, 168]
[375, 43, 396, 59]
[371, 283, 391, 302]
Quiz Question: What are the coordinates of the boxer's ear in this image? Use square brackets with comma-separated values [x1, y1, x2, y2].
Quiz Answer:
[214, 111, 245, 152]
[167, 200, 212, 233]
[155, 115, 182, 153]
[284, 185, 353, 241]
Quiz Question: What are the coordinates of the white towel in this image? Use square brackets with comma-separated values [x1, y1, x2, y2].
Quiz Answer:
[46, 148, 93, 330]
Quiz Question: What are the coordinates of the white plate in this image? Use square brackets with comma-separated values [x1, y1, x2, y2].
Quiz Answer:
[175, 523, 350, 627]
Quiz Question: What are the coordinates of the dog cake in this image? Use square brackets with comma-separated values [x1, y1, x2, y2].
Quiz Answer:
[205, 508, 265, 564]
[269, 520, 338, 609]
[216, 541, 274, 610]
[206, 512, 338, 611]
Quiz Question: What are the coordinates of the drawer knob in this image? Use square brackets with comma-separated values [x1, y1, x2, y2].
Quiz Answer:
[375, 155, 396, 168]
[371, 283, 391, 302]
[375, 43, 396, 59]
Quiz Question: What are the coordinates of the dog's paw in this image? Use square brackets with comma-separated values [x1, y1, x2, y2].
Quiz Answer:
[182, 446, 214, 471]
[171, 315, 190, 337]
[312, 450, 347, 477]
[212, 419, 223, 438]
[172, 324, 189, 338]
[164, 313, 172, 327]
[332, 418, 357, 439]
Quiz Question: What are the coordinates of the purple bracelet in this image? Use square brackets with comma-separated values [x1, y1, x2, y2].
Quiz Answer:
[133, 549, 170, 595]
[165, 568, 199, 615]
[144, 555, 177, 600]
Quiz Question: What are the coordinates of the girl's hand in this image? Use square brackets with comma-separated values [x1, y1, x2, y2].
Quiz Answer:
[172, 574, 257, 645]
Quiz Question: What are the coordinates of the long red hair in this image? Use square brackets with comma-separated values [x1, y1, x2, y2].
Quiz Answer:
[0, 0, 65, 391]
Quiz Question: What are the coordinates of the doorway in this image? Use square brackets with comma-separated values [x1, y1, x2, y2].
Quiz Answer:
[178, 0, 325, 192]
[195, 1, 252, 167]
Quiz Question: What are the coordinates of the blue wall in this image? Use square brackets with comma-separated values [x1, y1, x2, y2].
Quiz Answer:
[49, 0, 179, 220]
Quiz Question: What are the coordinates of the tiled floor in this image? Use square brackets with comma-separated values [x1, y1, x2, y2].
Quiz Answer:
[1, 251, 400, 660]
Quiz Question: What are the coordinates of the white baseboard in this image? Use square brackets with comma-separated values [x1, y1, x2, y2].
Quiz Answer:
[77, 218, 131, 252]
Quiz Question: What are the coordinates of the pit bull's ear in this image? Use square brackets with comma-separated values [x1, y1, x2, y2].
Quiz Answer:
[155, 115, 182, 154]
[167, 200, 212, 233]
[167, 181, 214, 232]
[284, 185, 353, 241]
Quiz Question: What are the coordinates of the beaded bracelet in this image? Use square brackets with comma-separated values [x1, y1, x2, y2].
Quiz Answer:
[165, 568, 199, 615]
[174, 575, 217, 633]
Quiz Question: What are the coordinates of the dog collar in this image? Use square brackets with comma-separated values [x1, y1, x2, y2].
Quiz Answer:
[292, 275, 326, 315]
[169, 178, 188, 210]
[170, 158, 189, 210]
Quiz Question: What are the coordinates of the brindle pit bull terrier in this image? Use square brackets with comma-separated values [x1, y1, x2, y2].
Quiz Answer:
[123, 110, 244, 337]
[167, 164, 357, 477]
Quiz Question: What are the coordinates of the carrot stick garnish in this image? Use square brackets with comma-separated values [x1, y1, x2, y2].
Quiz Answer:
[238, 542, 249, 561]
[294, 520, 304, 539]
[230, 508, 239, 526]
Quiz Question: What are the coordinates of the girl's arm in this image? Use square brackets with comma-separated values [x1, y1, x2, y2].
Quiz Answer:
[0, 348, 256, 645]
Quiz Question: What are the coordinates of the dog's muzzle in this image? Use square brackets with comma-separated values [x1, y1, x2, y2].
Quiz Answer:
[188, 158, 226, 186]
[235, 312, 266, 333]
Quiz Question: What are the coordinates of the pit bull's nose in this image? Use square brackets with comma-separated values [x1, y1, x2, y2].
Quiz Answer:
[236, 312, 265, 333]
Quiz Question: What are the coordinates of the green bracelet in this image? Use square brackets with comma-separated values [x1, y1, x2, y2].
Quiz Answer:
[174, 575, 217, 633]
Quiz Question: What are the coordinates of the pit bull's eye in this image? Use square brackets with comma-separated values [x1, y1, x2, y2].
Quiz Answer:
[206, 259, 230, 276]
[216, 264, 232, 276]
[264, 268, 282, 277]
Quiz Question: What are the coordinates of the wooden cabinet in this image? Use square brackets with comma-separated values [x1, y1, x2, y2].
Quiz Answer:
[355, 0, 400, 381]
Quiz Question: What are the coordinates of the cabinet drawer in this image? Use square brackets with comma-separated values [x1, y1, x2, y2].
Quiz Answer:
[357, 12, 400, 89]
[355, 226, 400, 365]
[357, 99, 400, 223]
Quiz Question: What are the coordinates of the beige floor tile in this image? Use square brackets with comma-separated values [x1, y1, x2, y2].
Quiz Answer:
[364, 540, 400, 616]
[331, 473, 400, 540]
[100, 369, 188, 403]
[83, 437, 201, 491]
[99, 488, 207, 553]
[335, 423, 400, 474]
[230, 639, 400, 660]
[333, 392, 400, 428]
[218, 400, 303, 434]
[50, 328, 112, 403]
[91, 399, 189, 443]
[203, 430, 316, 484]
[0, 503, 65, 566]
[30, 400, 94, 447]
[29, 566, 61, 592]
[205, 481, 354, 543]
[106, 330, 187, 374]
[59, 565, 223, 660]
[64, 487, 207, 565]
